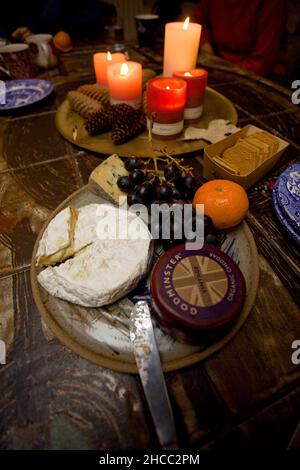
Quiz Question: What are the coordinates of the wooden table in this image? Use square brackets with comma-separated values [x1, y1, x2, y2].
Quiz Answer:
[0, 43, 300, 450]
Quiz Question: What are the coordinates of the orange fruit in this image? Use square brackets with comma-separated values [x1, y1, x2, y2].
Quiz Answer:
[193, 179, 249, 229]
[53, 31, 72, 52]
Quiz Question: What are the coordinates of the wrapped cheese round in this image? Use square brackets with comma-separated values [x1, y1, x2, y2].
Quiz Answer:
[150, 244, 246, 344]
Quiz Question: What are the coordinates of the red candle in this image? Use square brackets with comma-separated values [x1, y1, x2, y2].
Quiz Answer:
[147, 77, 187, 140]
[173, 69, 208, 122]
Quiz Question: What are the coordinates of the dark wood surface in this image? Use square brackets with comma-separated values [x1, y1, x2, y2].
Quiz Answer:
[0, 43, 300, 450]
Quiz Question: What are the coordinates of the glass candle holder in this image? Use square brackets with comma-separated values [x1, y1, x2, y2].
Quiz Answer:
[147, 77, 187, 140]
[173, 69, 208, 122]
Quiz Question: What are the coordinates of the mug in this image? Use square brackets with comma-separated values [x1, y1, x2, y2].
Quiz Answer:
[0, 43, 36, 79]
[135, 14, 159, 47]
[26, 34, 58, 69]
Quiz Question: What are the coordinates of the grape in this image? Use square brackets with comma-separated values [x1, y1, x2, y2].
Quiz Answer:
[125, 157, 143, 171]
[204, 233, 219, 246]
[117, 175, 131, 193]
[183, 175, 197, 192]
[204, 214, 213, 231]
[129, 169, 146, 187]
[146, 173, 160, 186]
[204, 230, 225, 247]
[181, 191, 192, 201]
[127, 192, 142, 206]
[137, 182, 156, 203]
[171, 187, 181, 200]
[156, 184, 172, 200]
[164, 163, 181, 183]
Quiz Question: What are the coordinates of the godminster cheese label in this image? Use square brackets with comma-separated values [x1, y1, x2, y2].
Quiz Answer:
[172, 255, 228, 307]
[150, 244, 246, 330]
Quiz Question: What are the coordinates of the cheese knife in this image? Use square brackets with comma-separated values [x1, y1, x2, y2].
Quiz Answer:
[129, 301, 178, 449]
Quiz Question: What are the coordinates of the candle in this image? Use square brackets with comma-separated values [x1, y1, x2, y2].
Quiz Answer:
[163, 17, 201, 77]
[93, 51, 125, 88]
[107, 61, 142, 109]
[173, 69, 208, 122]
[147, 77, 187, 140]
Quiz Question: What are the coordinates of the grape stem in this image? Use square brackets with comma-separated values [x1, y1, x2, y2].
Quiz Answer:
[147, 112, 194, 180]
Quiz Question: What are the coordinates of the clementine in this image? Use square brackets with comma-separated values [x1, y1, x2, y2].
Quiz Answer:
[53, 31, 72, 52]
[193, 179, 249, 229]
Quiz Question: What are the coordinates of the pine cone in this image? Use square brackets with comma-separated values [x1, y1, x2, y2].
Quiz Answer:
[68, 91, 102, 119]
[85, 103, 136, 136]
[78, 84, 110, 106]
[85, 106, 115, 135]
[111, 109, 146, 145]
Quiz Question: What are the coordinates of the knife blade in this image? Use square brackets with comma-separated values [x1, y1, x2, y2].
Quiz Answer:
[129, 301, 178, 449]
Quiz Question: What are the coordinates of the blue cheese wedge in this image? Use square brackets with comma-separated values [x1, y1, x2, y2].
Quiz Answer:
[37, 205, 153, 307]
[88, 154, 128, 205]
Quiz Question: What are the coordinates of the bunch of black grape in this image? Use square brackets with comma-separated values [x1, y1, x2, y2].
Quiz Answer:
[117, 157, 198, 206]
[150, 200, 226, 251]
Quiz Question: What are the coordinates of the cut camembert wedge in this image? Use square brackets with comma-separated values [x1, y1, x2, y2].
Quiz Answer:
[36, 204, 153, 307]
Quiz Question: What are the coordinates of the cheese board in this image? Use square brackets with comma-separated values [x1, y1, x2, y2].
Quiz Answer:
[31, 181, 259, 374]
[55, 87, 238, 157]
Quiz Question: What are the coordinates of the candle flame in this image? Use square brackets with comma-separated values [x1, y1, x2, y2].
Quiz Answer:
[183, 17, 190, 30]
[120, 62, 129, 76]
[184, 72, 193, 77]
[107, 51, 112, 61]
[166, 86, 170, 90]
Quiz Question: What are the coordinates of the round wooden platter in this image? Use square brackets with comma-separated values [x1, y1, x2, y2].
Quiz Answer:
[55, 87, 238, 157]
[31, 186, 259, 374]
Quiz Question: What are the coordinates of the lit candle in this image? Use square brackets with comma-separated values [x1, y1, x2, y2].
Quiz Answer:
[173, 69, 208, 122]
[93, 51, 125, 88]
[107, 61, 142, 109]
[147, 77, 187, 140]
[163, 17, 201, 77]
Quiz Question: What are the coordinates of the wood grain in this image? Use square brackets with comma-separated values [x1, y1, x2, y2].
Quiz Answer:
[0, 42, 300, 450]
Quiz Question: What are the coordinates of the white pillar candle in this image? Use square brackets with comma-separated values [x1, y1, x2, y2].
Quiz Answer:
[93, 51, 125, 88]
[163, 17, 202, 77]
[107, 61, 142, 109]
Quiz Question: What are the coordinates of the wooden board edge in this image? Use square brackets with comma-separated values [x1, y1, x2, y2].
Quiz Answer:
[30, 188, 258, 374]
[55, 87, 238, 157]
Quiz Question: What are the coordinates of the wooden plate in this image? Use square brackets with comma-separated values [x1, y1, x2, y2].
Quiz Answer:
[31, 186, 259, 374]
[55, 87, 238, 157]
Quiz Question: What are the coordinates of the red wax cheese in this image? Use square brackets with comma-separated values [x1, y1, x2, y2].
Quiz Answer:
[150, 244, 246, 344]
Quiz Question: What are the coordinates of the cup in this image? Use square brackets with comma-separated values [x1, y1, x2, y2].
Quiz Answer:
[26, 34, 58, 69]
[104, 23, 125, 52]
[135, 14, 159, 47]
[0, 43, 36, 79]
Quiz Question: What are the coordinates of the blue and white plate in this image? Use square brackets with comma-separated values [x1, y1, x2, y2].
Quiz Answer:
[275, 163, 300, 231]
[272, 181, 300, 246]
[0, 79, 53, 110]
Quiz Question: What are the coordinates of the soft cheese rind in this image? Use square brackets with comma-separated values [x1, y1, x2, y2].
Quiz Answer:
[36, 207, 77, 266]
[37, 204, 153, 307]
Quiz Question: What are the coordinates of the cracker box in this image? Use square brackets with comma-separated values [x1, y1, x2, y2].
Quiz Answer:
[203, 125, 289, 189]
